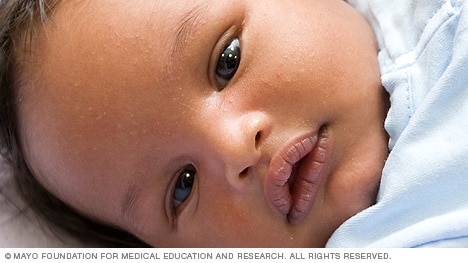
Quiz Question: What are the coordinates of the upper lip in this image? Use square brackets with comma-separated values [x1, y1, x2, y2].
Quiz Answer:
[264, 127, 332, 224]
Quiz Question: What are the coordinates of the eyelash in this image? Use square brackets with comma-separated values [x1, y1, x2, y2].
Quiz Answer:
[214, 37, 242, 89]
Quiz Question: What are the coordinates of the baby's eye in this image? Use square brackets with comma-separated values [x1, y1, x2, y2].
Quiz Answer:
[172, 164, 196, 209]
[215, 38, 241, 88]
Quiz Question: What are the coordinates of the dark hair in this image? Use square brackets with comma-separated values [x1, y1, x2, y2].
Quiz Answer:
[0, 0, 148, 247]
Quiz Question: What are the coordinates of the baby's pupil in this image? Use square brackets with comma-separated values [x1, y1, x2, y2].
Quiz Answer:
[216, 38, 241, 80]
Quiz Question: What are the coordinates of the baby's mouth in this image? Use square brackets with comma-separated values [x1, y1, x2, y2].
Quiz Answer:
[264, 127, 333, 225]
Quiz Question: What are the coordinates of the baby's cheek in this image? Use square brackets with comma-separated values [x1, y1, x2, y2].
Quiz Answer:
[213, 196, 250, 228]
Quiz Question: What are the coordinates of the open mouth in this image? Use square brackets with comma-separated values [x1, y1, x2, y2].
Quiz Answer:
[264, 127, 333, 224]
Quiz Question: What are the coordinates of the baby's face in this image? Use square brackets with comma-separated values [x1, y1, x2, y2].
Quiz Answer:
[18, 0, 388, 247]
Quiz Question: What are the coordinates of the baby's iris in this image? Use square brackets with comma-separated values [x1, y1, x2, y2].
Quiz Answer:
[216, 38, 241, 88]
[173, 164, 196, 208]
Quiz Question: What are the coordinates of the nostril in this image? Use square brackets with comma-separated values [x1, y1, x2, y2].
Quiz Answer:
[240, 167, 249, 178]
[255, 131, 262, 147]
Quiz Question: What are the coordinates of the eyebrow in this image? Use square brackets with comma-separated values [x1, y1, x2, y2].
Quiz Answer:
[171, 3, 207, 59]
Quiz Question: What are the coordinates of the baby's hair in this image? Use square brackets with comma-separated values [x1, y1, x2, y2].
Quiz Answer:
[0, 0, 148, 247]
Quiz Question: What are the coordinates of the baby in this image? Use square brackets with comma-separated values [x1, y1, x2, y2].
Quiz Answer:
[1, 0, 466, 248]
[0, 0, 388, 247]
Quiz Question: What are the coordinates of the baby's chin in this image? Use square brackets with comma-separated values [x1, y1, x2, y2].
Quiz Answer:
[322, 140, 385, 226]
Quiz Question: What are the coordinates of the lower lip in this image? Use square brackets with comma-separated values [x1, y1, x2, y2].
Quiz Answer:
[288, 128, 333, 224]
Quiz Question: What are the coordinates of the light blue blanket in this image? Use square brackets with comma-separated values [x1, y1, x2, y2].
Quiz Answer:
[328, 0, 468, 247]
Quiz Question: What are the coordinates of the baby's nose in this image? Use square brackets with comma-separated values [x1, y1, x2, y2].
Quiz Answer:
[215, 111, 271, 186]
